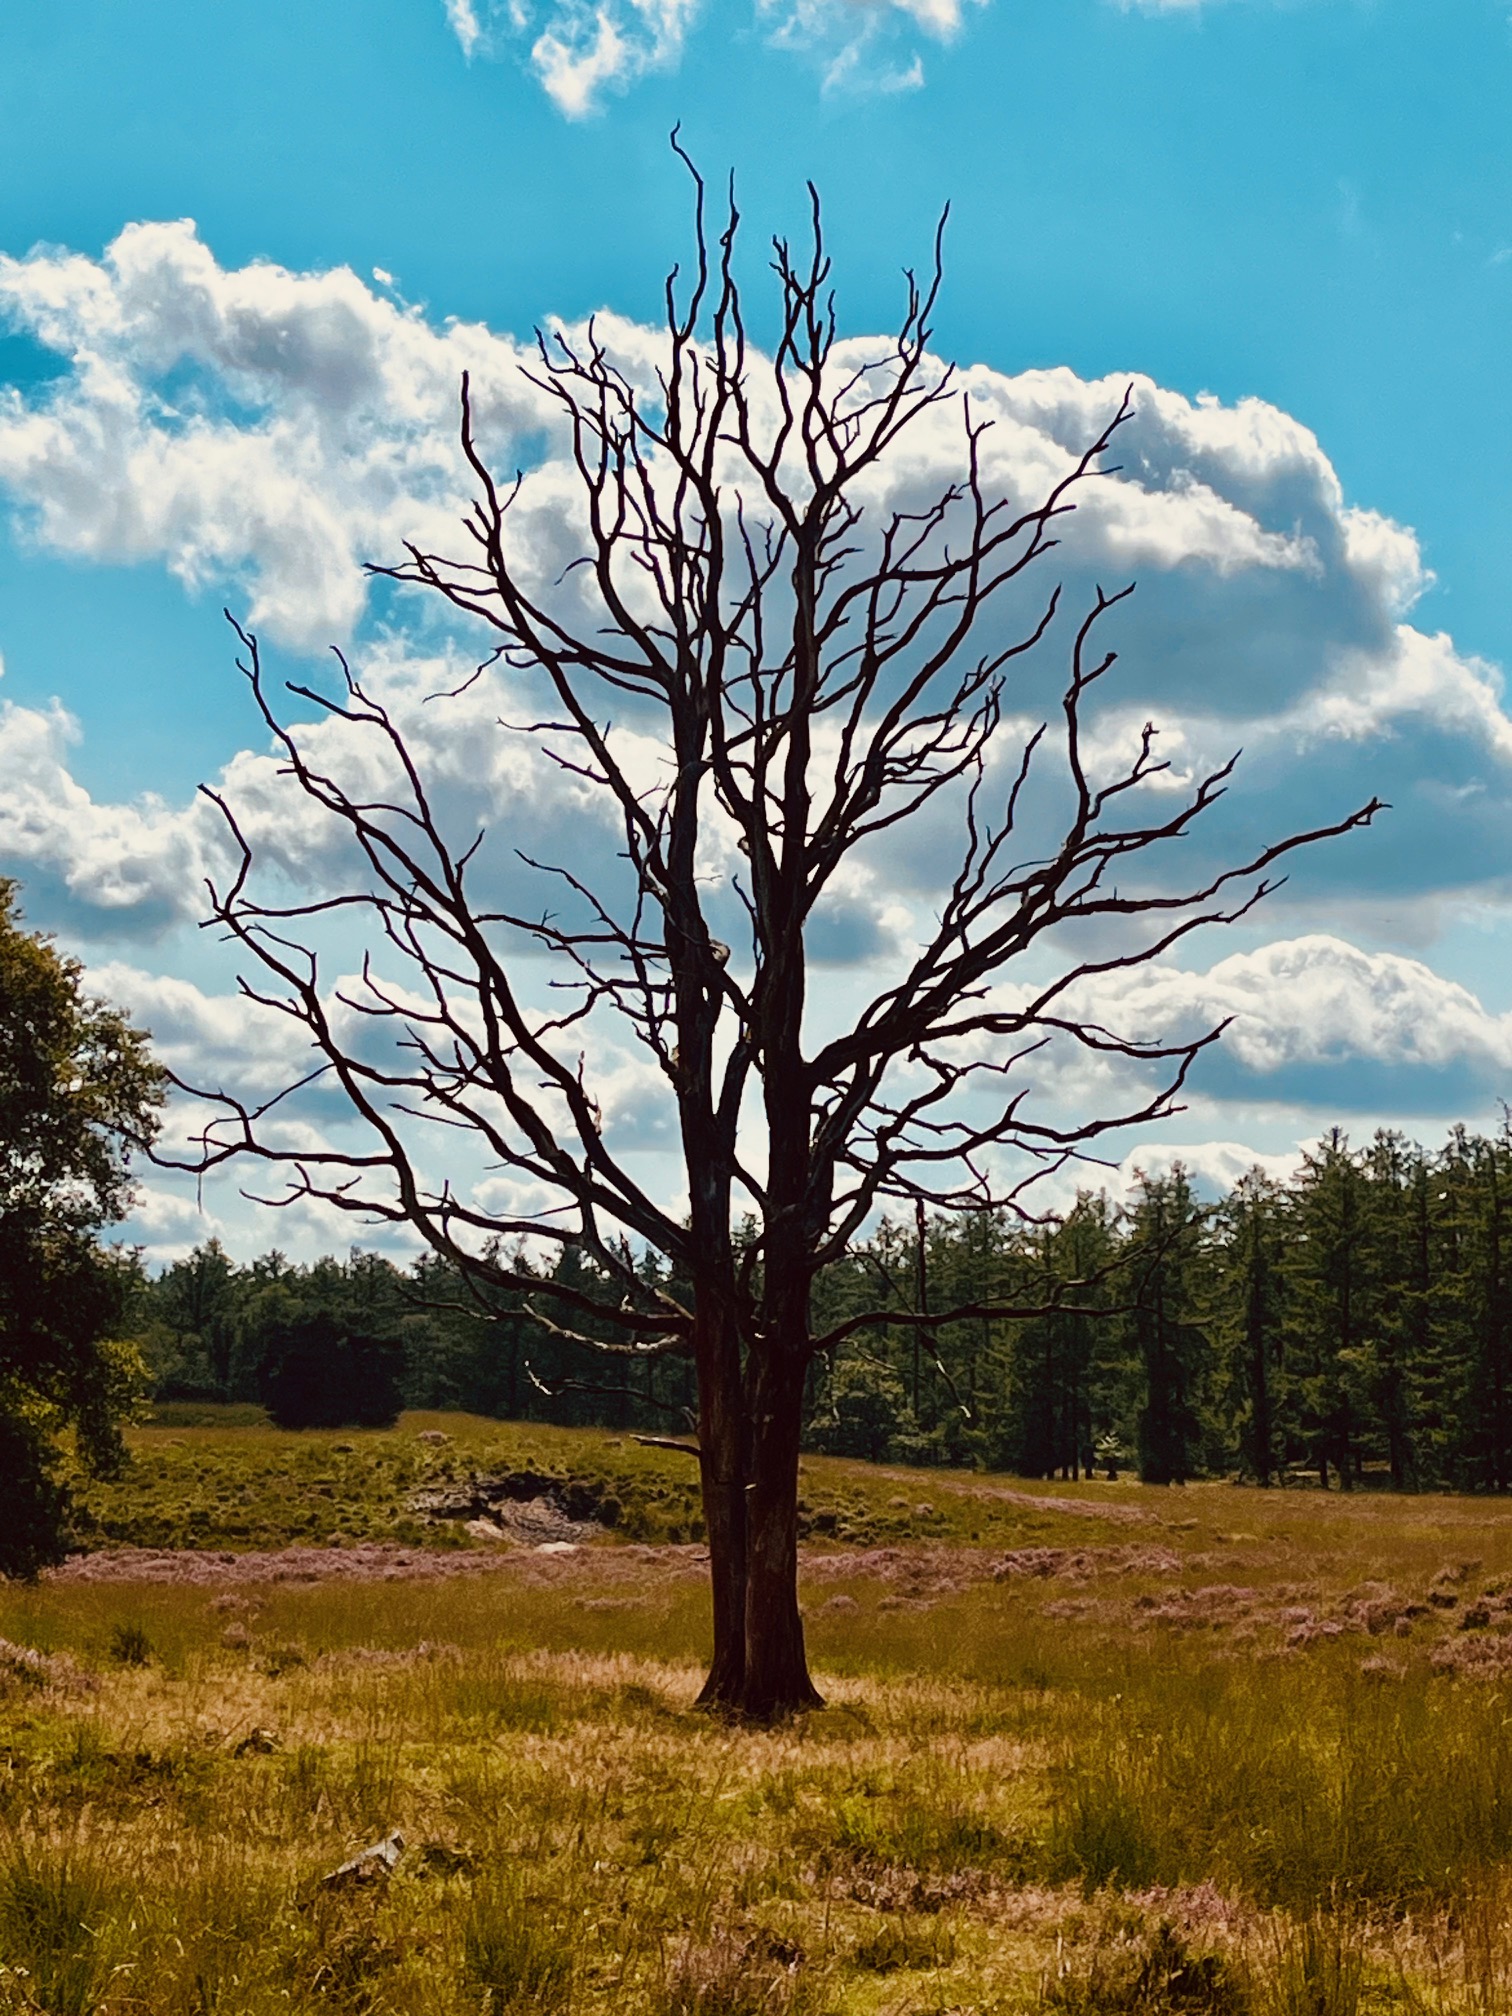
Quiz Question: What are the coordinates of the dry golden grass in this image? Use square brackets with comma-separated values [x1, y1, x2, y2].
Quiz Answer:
[7, 1416, 1512, 2013]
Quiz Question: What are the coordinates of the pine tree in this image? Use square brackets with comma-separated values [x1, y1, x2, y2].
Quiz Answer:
[1214, 1171, 1287, 1484]
[992, 1195, 1117, 1478]
[1126, 1169, 1210, 1486]
[1285, 1131, 1374, 1489]
[1360, 1132, 1424, 1489]
[1450, 1125, 1512, 1491]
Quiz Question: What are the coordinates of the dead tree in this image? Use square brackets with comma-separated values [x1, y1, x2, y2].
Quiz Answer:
[179, 158, 1378, 1719]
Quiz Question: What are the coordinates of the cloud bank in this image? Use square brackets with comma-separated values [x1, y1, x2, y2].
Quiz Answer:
[103, 927, 1512, 1263]
[0, 222, 550, 647]
[2, 228, 1508, 946]
[1, 224, 1508, 1250]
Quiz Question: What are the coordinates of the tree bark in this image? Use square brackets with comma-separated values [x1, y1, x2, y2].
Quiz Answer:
[1246, 1232, 1273, 1488]
[738, 1343, 823, 1719]
[694, 1297, 749, 1711]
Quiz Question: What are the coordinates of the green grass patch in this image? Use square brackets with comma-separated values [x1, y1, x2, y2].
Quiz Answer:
[71, 1410, 1154, 1555]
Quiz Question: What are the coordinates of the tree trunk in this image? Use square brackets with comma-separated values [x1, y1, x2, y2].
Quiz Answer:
[737, 1344, 823, 1720]
[1248, 1254, 1273, 1487]
[696, 1471, 747, 1709]
[694, 1297, 749, 1712]
[689, 1295, 822, 1721]
[1384, 1354, 1408, 1492]
[1337, 1408, 1353, 1490]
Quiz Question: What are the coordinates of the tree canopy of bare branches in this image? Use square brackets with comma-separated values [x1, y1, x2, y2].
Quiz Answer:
[178, 152, 1379, 1718]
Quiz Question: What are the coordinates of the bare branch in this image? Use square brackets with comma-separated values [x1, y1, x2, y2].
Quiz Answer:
[174, 155, 1384, 1719]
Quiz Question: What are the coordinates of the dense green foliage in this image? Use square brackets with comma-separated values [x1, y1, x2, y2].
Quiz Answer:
[256, 1312, 405, 1430]
[125, 1117, 1512, 1492]
[0, 880, 164, 1575]
[136, 1239, 701, 1434]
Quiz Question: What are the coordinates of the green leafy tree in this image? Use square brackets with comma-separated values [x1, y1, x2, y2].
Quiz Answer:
[256, 1310, 405, 1429]
[0, 880, 165, 1576]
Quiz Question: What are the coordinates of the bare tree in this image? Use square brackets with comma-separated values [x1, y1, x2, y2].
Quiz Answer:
[179, 156, 1378, 1718]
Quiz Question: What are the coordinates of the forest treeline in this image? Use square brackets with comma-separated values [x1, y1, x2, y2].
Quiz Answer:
[128, 1122, 1512, 1491]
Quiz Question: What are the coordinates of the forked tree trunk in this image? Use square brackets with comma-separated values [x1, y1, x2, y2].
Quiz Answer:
[738, 1345, 823, 1719]
[695, 1301, 748, 1710]
[693, 1338, 822, 1719]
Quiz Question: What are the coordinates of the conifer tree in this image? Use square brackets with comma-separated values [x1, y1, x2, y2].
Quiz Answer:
[1286, 1131, 1373, 1489]
[1127, 1169, 1209, 1485]
[1214, 1170, 1287, 1485]
[993, 1196, 1117, 1478]
[1360, 1131, 1425, 1490]
[1451, 1124, 1512, 1491]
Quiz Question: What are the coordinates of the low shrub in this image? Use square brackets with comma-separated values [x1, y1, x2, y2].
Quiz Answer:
[107, 1621, 152, 1666]
[665, 1929, 822, 2016]
[0, 1838, 120, 2016]
[462, 1877, 577, 2014]
[1045, 1915, 1247, 2016]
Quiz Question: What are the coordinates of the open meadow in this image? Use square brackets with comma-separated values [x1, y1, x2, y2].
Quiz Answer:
[8, 1414, 1512, 2015]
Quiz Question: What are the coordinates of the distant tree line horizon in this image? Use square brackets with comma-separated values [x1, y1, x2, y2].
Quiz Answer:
[128, 1118, 1512, 1492]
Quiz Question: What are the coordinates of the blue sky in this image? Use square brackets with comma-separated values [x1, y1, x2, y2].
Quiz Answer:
[2, 0, 1511, 1258]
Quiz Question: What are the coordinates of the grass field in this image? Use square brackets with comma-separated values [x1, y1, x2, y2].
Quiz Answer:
[8, 1414, 1512, 2014]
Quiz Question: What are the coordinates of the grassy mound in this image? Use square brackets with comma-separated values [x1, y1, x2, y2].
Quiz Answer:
[71, 1410, 1144, 1555]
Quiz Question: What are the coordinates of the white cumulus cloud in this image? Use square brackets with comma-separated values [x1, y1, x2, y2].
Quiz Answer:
[530, 0, 699, 114]
[0, 222, 552, 647]
[0, 635, 661, 935]
[0, 697, 227, 933]
[1068, 936, 1512, 1108]
[1110, 1139, 1309, 1196]
[5, 225, 1512, 1213]
[1, 230, 1510, 955]
[439, 0, 700, 114]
